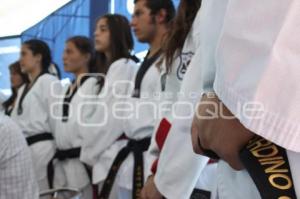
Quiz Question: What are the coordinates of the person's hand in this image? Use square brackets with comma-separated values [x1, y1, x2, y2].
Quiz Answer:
[141, 175, 163, 199]
[191, 94, 255, 170]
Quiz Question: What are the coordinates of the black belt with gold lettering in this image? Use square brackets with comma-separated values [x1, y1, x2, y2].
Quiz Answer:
[98, 137, 151, 199]
[47, 147, 92, 189]
[26, 132, 53, 146]
[201, 136, 297, 199]
[240, 136, 297, 199]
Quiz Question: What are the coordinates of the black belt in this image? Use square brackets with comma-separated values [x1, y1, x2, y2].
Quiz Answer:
[190, 188, 211, 199]
[99, 137, 151, 199]
[162, 188, 211, 199]
[202, 136, 297, 199]
[26, 133, 53, 146]
[47, 147, 92, 189]
[240, 136, 297, 199]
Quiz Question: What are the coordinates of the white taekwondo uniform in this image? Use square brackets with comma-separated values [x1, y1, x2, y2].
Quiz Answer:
[212, 0, 300, 198]
[154, 1, 228, 198]
[52, 75, 99, 199]
[79, 58, 138, 198]
[10, 73, 62, 192]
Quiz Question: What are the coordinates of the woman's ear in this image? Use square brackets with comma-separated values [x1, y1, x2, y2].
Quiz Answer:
[35, 54, 42, 64]
[156, 9, 168, 24]
[85, 53, 91, 63]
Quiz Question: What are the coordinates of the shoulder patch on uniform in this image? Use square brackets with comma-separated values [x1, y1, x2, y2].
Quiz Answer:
[177, 51, 194, 80]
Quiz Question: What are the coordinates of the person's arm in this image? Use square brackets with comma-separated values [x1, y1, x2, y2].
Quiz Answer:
[191, 94, 254, 170]
[141, 117, 172, 199]
[155, 109, 209, 199]
[0, 114, 39, 199]
[153, 45, 211, 198]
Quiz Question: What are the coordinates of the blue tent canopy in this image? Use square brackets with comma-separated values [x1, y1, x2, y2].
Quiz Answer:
[0, 36, 20, 91]
[21, 0, 109, 79]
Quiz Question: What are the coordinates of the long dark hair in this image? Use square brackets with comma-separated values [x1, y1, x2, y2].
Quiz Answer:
[94, 14, 134, 75]
[49, 62, 61, 79]
[2, 61, 29, 111]
[66, 36, 96, 73]
[164, 0, 201, 72]
[23, 39, 52, 74]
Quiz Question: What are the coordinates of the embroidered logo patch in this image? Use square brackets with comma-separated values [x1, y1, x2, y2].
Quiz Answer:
[177, 51, 194, 80]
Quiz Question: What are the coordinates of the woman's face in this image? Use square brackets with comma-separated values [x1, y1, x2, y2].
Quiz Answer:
[94, 18, 111, 53]
[10, 68, 24, 89]
[19, 44, 41, 74]
[63, 41, 89, 74]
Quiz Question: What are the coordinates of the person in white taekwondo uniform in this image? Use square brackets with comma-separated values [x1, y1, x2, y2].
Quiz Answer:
[78, 14, 138, 198]
[118, 1, 177, 198]
[149, 1, 229, 199]
[10, 39, 62, 192]
[192, 0, 300, 199]
[49, 36, 99, 199]
[90, 1, 175, 199]
[2, 61, 29, 116]
[48, 63, 61, 79]
[0, 112, 39, 199]
[141, 0, 218, 198]
[0, 92, 7, 112]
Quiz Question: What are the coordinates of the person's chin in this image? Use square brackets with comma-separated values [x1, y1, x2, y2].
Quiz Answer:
[20, 66, 28, 73]
[22, 69, 30, 74]
[137, 37, 148, 43]
[94, 44, 103, 51]
[64, 65, 71, 72]
[95, 47, 104, 52]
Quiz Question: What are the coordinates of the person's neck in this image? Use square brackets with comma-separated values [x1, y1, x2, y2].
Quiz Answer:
[148, 25, 168, 58]
[104, 51, 112, 64]
[74, 67, 89, 84]
[28, 67, 42, 84]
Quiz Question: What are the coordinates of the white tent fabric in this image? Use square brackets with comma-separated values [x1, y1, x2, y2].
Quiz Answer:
[0, 0, 70, 37]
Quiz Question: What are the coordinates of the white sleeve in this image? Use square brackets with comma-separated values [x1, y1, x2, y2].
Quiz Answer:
[80, 60, 137, 166]
[153, 1, 229, 195]
[153, 62, 209, 197]
[153, 78, 209, 199]
[0, 92, 7, 112]
[0, 114, 39, 199]
[213, 0, 300, 152]
[154, 44, 209, 199]
[154, 111, 209, 199]
[144, 118, 165, 178]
